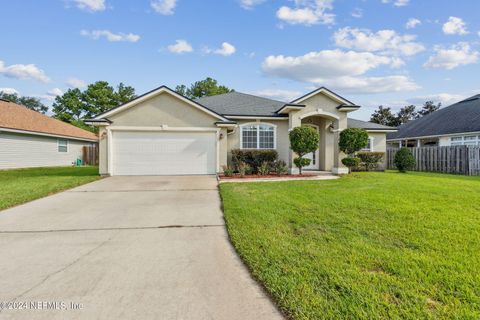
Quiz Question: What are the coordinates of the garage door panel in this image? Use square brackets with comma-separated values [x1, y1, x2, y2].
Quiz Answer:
[112, 131, 216, 176]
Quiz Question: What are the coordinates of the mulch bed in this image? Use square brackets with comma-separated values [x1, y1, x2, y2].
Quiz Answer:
[219, 174, 316, 180]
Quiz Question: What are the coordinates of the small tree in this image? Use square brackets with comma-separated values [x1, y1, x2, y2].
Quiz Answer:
[339, 128, 369, 173]
[289, 126, 320, 174]
[394, 148, 416, 173]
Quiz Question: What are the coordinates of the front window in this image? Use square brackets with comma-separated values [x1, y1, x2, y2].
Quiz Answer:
[450, 135, 480, 146]
[241, 123, 275, 149]
[361, 137, 373, 152]
[58, 139, 68, 152]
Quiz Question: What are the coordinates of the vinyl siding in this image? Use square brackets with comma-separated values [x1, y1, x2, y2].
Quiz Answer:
[0, 132, 93, 169]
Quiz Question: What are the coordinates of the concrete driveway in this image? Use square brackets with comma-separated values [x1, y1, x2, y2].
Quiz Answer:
[0, 176, 283, 320]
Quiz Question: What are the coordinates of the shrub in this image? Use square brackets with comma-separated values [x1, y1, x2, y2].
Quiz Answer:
[289, 126, 319, 174]
[231, 149, 277, 173]
[341, 157, 361, 173]
[237, 162, 251, 177]
[222, 165, 234, 177]
[394, 148, 416, 173]
[357, 152, 385, 171]
[273, 160, 288, 175]
[258, 162, 270, 175]
[339, 128, 369, 156]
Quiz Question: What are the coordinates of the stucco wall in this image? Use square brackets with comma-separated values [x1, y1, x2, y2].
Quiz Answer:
[0, 132, 93, 169]
[226, 119, 290, 165]
[368, 132, 388, 169]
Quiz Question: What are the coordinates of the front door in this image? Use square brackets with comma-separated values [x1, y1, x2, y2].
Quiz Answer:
[304, 124, 320, 170]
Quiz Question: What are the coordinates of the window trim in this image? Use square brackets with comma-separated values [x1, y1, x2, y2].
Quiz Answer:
[361, 137, 374, 152]
[58, 139, 68, 152]
[450, 135, 480, 146]
[239, 122, 277, 150]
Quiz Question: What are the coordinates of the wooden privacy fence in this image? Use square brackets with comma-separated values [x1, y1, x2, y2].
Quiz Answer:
[387, 146, 480, 176]
[82, 145, 99, 166]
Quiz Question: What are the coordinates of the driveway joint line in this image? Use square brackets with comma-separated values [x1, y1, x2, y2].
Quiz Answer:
[0, 224, 225, 234]
[67, 189, 219, 192]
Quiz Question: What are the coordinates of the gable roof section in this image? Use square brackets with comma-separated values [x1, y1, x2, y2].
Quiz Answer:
[0, 99, 98, 141]
[291, 87, 356, 106]
[387, 94, 480, 140]
[348, 118, 397, 131]
[92, 86, 229, 122]
[196, 92, 287, 117]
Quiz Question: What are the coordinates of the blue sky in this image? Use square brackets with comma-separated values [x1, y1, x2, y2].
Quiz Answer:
[1, 0, 479, 120]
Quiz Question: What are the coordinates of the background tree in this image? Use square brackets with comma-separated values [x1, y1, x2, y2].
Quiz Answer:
[289, 126, 320, 174]
[417, 101, 441, 117]
[396, 105, 417, 125]
[175, 77, 233, 99]
[0, 91, 48, 114]
[370, 106, 398, 127]
[52, 81, 136, 132]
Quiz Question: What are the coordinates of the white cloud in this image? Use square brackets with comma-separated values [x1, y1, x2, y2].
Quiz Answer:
[351, 8, 363, 18]
[276, 0, 335, 26]
[382, 0, 410, 7]
[204, 42, 236, 56]
[66, 77, 87, 88]
[0, 88, 19, 95]
[442, 16, 468, 35]
[167, 40, 193, 54]
[151, 0, 177, 15]
[80, 30, 140, 42]
[41, 88, 64, 102]
[240, 0, 266, 9]
[73, 0, 106, 12]
[0, 60, 50, 83]
[407, 93, 466, 107]
[406, 18, 421, 29]
[262, 49, 418, 94]
[424, 42, 478, 70]
[333, 27, 425, 56]
[253, 89, 303, 101]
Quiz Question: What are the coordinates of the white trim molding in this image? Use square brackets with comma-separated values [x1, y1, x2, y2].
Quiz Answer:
[292, 87, 354, 106]
[387, 131, 480, 142]
[299, 109, 340, 121]
[225, 116, 289, 121]
[239, 122, 277, 150]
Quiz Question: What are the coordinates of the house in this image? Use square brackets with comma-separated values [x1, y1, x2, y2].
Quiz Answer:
[86, 86, 396, 176]
[0, 99, 98, 169]
[387, 95, 480, 148]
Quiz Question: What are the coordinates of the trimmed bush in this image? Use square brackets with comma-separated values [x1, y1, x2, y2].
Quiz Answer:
[357, 152, 385, 171]
[394, 148, 416, 173]
[339, 128, 369, 156]
[237, 162, 251, 177]
[273, 160, 288, 175]
[222, 165, 234, 177]
[231, 149, 278, 173]
[289, 126, 320, 174]
[341, 157, 361, 173]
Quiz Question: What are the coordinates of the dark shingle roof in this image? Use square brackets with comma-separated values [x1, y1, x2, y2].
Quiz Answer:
[195, 92, 287, 117]
[348, 118, 397, 131]
[387, 94, 480, 140]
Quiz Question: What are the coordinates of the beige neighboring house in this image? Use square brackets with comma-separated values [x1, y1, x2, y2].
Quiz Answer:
[86, 86, 396, 176]
[0, 99, 98, 169]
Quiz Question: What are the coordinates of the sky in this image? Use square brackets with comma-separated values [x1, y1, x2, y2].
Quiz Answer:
[1, 0, 480, 120]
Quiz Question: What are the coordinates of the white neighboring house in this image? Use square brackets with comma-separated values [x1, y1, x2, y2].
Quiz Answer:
[387, 95, 480, 148]
[0, 98, 98, 169]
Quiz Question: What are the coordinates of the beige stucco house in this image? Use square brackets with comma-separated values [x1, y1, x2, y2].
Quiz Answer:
[87, 86, 396, 176]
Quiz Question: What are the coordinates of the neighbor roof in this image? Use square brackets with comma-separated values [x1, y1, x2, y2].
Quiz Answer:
[195, 92, 287, 117]
[0, 99, 98, 141]
[348, 118, 397, 131]
[387, 94, 480, 140]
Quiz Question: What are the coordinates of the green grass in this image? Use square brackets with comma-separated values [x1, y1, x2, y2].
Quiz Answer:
[220, 172, 480, 319]
[0, 166, 100, 211]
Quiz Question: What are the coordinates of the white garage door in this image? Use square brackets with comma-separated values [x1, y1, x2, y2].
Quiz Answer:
[112, 131, 217, 176]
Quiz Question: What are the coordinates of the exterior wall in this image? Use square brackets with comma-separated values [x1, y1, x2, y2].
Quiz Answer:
[109, 93, 216, 127]
[0, 132, 93, 169]
[100, 92, 222, 175]
[226, 119, 290, 165]
[439, 136, 450, 146]
[368, 132, 388, 169]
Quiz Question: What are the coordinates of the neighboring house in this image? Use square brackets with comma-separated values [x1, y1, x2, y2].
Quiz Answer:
[86, 86, 396, 176]
[387, 95, 480, 148]
[0, 99, 98, 169]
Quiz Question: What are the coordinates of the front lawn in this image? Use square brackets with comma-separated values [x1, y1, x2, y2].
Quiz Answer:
[220, 172, 480, 319]
[0, 166, 100, 211]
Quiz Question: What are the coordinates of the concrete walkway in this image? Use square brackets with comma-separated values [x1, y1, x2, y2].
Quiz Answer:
[0, 176, 283, 320]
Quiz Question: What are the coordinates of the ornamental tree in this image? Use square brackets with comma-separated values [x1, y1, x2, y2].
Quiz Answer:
[339, 128, 369, 156]
[289, 126, 320, 174]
